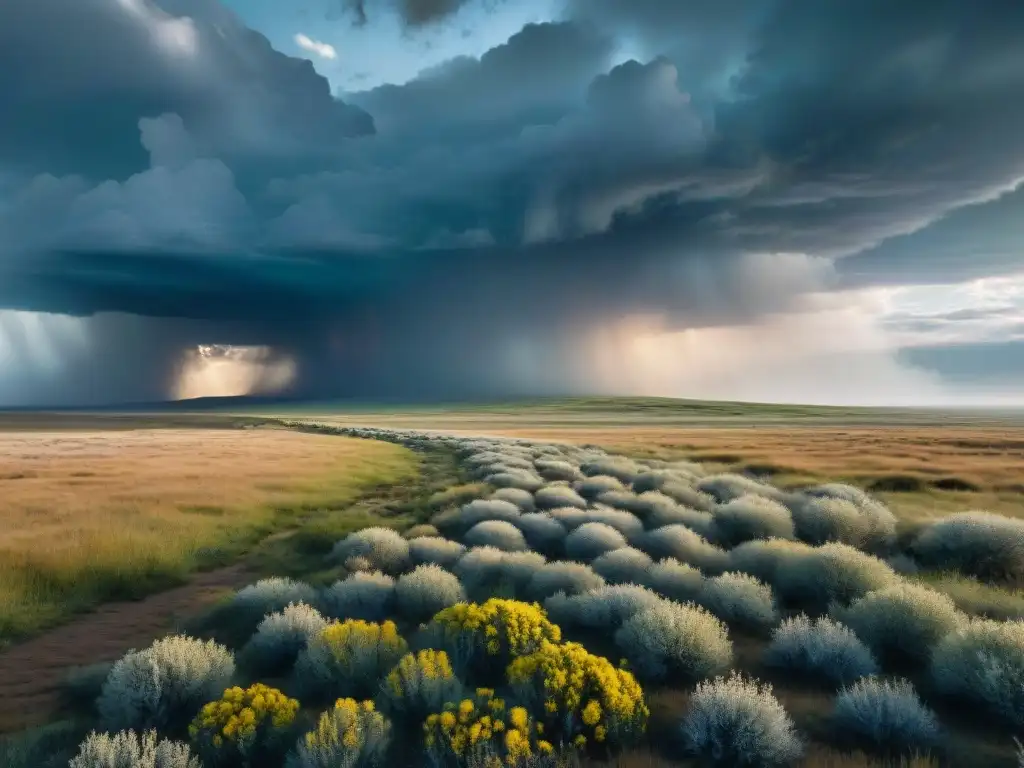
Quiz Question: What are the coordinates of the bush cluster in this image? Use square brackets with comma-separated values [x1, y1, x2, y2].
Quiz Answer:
[320, 572, 396, 622]
[330, 528, 410, 575]
[285, 698, 390, 768]
[241, 602, 328, 676]
[377, 649, 464, 725]
[70, 730, 200, 768]
[763, 615, 878, 686]
[911, 511, 1024, 583]
[189, 683, 299, 766]
[293, 620, 408, 700]
[395, 565, 466, 624]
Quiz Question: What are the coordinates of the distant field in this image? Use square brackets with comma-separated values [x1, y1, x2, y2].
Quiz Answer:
[0, 427, 416, 642]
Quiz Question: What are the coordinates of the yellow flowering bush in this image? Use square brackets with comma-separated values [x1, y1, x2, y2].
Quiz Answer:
[423, 689, 553, 767]
[422, 599, 562, 682]
[377, 649, 466, 724]
[294, 619, 408, 700]
[189, 683, 299, 767]
[507, 641, 648, 751]
[286, 698, 390, 768]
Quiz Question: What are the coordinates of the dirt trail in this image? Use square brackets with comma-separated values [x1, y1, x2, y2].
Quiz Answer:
[0, 563, 255, 734]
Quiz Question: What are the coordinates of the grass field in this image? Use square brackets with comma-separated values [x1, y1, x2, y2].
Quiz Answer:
[0, 426, 417, 643]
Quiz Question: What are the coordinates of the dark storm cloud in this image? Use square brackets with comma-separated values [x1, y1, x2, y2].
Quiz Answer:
[2, 0, 1024, 404]
[342, 0, 487, 28]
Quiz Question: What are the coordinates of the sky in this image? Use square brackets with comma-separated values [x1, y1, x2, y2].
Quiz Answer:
[0, 0, 1023, 407]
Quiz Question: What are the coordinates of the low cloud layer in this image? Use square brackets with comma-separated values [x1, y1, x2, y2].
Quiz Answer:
[1, 0, 1023, 405]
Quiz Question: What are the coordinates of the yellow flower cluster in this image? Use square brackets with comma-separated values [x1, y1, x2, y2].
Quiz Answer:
[379, 649, 464, 722]
[189, 683, 298, 750]
[386, 649, 456, 698]
[317, 619, 408, 665]
[295, 697, 391, 765]
[507, 641, 648, 750]
[423, 690, 551, 766]
[431, 599, 561, 665]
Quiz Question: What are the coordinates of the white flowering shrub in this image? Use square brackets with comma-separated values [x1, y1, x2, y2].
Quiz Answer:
[763, 615, 879, 686]
[591, 547, 653, 584]
[229, 578, 318, 625]
[526, 561, 606, 601]
[713, 495, 796, 547]
[697, 572, 779, 630]
[293, 620, 408, 700]
[681, 673, 802, 768]
[640, 524, 729, 574]
[836, 583, 965, 664]
[446, 499, 522, 531]
[615, 601, 732, 682]
[395, 565, 466, 624]
[833, 678, 939, 753]
[534, 459, 584, 482]
[564, 522, 629, 562]
[455, 547, 546, 602]
[577, 474, 627, 500]
[698, 474, 786, 504]
[930, 618, 1024, 727]
[511, 512, 568, 554]
[70, 730, 200, 768]
[534, 484, 587, 510]
[774, 543, 899, 612]
[241, 602, 329, 675]
[98, 636, 235, 732]
[320, 572, 396, 622]
[489, 487, 536, 512]
[463, 520, 528, 552]
[644, 558, 705, 602]
[545, 584, 666, 631]
[285, 697, 391, 768]
[408, 536, 466, 569]
[330, 528, 410, 575]
[911, 511, 1024, 583]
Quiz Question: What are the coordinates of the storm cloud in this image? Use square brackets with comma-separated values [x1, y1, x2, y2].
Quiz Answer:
[1, 0, 1023, 405]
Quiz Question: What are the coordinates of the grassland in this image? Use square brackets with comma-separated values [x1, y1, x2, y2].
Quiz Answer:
[0, 425, 417, 643]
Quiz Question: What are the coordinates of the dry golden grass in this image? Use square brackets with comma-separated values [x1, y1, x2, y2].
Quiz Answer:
[0, 427, 416, 641]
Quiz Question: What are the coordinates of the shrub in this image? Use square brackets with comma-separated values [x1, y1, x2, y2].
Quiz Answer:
[643, 501, 715, 539]
[699, 474, 786, 504]
[70, 730, 199, 768]
[798, 484, 897, 551]
[578, 475, 627, 500]
[595, 489, 644, 513]
[659, 482, 718, 512]
[591, 547, 653, 585]
[791, 497, 874, 548]
[730, 539, 814, 585]
[930, 618, 1024, 726]
[545, 585, 666, 631]
[697, 572, 779, 630]
[420, 599, 561, 681]
[409, 537, 466, 569]
[404, 524, 440, 540]
[535, 484, 587, 510]
[97, 635, 235, 732]
[547, 506, 590, 530]
[447, 499, 522, 530]
[615, 602, 732, 682]
[463, 520, 528, 552]
[640, 525, 729, 574]
[423, 690, 548, 766]
[229, 579, 318, 628]
[526, 561, 606, 601]
[633, 469, 697, 494]
[585, 506, 645, 541]
[241, 602, 329, 676]
[911, 512, 1024, 583]
[189, 683, 299, 766]
[485, 469, 544, 492]
[713, 495, 796, 547]
[320, 572, 396, 622]
[376, 649, 464, 724]
[565, 522, 629, 562]
[508, 641, 649, 750]
[285, 698, 390, 768]
[774, 543, 900, 612]
[763, 615, 879, 686]
[455, 547, 546, 601]
[512, 512, 568, 554]
[836, 583, 965, 665]
[293, 620, 408, 700]
[395, 565, 466, 624]
[581, 458, 641, 484]
[330, 528, 410, 575]
[535, 459, 584, 482]
[644, 558, 705, 602]
[490, 487, 536, 512]
[681, 673, 802, 767]
[833, 678, 939, 753]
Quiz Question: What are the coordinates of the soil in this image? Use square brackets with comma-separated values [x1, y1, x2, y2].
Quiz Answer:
[0, 563, 254, 734]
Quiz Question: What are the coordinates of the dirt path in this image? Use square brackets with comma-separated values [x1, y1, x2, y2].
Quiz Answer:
[0, 563, 255, 734]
